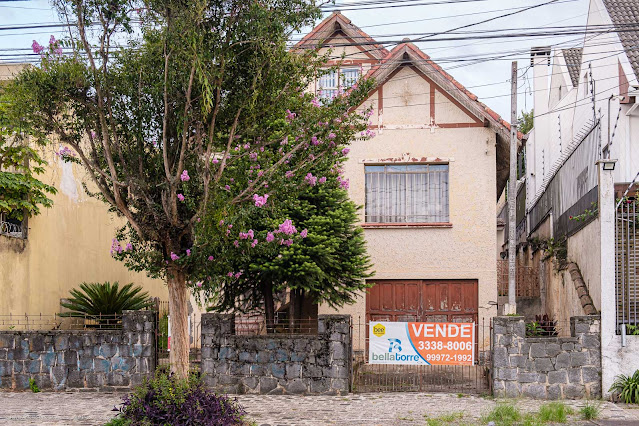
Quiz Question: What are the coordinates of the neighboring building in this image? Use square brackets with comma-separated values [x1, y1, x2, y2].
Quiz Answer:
[498, 0, 639, 396]
[297, 12, 518, 350]
[0, 63, 168, 316]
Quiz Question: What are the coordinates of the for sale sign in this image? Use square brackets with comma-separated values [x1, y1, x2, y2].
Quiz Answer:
[369, 322, 475, 365]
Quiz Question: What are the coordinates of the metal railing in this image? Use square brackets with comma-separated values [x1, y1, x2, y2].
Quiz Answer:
[497, 260, 540, 297]
[0, 313, 123, 331]
[234, 313, 318, 336]
[616, 199, 639, 332]
[0, 220, 24, 238]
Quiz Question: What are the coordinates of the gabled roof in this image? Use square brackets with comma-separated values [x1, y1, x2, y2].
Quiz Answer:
[294, 12, 389, 60]
[364, 42, 521, 143]
[562, 48, 583, 87]
[602, 0, 639, 80]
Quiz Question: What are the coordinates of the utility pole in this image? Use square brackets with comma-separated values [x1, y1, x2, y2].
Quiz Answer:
[505, 61, 518, 315]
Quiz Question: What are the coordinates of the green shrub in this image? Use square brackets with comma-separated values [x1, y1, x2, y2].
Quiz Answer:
[610, 370, 639, 403]
[60, 282, 151, 317]
[481, 404, 522, 426]
[29, 378, 40, 393]
[537, 402, 573, 423]
[579, 402, 600, 420]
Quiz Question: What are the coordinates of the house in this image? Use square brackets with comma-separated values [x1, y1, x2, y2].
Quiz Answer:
[500, 0, 639, 396]
[297, 12, 519, 351]
[0, 63, 168, 317]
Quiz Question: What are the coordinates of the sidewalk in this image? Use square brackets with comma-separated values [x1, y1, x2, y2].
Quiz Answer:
[1, 391, 638, 425]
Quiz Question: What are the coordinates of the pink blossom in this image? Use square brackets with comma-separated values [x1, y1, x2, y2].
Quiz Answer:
[249, 152, 258, 161]
[213, 158, 219, 164]
[170, 252, 180, 261]
[286, 110, 296, 121]
[251, 239, 258, 248]
[277, 219, 297, 236]
[197, 217, 201, 222]
[227, 272, 234, 277]
[342, 148, 350, 155]
[54, 46, 62, 55]
[228, 224, 233, 229]
[110, 238, 123, 255]
[260, 147, 265, 152]
[266, 232, 275, 242]
[49, 35, 56, 45]
[309, 154, 315, 161]
[311, 97, 321, 107]
[180, 170, 190, 181]
[244, 143, 251, 149]
[224, 185, 231, 191]
[235, 271, 243, 279]
[300, 229, 308, 238]
[219, 220, 224, 226]
[281, 137, 288, 146]
[280, 239, 293, 246]
[186, 249, 191, 256]
[90, 131, 97, 139]
[338, 176, 350, 190]
[31, 40, 44, 54]
[208, 256, 214, 261]
[125, 243, 133, 251]
[311, 136, 320, 146]
[328, 132, 336, 139]
[233, 240, 239, 248]
[257, 171, 264, 177]
[305, 173, 317, 186]
[319, 177, 327, 184]
[253, 194, 269, 207]
[177, 193, 185, 202]
[196, 281, 203, 288]
[285, 171, 294, 178]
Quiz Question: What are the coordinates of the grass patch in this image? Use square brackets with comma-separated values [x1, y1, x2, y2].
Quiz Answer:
[481, 404, 522, 425]
[424, 411, 464, 426]
[537, 402, 573, 423]
[580, 401, 600, 420]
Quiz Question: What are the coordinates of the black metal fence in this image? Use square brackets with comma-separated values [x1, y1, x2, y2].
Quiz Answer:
[351, 317, 492, 394]
[0, 313, 123, 331]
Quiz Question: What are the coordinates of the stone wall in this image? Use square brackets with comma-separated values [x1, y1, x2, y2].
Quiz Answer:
[0, 310, 155, 391]
[201, 314, 351, 395]
[492, 315, 601, 399]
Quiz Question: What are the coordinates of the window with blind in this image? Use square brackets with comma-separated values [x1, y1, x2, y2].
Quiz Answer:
[317, 68, 360, 102]
[365, 164, 450, 223]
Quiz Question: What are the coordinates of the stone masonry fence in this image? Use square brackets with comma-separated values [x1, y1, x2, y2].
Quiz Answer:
[201, 314, 351, 395]
[492, 315, 601, 399]
[0, 310, 155, 391]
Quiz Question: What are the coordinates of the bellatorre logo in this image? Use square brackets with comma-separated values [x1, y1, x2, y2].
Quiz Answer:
[370, 337, 420, 362]
[388, 338, 402, 353]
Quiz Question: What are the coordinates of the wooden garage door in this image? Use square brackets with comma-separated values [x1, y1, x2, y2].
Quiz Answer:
[366, 279, 478, 323]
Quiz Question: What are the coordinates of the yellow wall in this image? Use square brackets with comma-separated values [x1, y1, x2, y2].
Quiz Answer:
[1, 63, 168, 315]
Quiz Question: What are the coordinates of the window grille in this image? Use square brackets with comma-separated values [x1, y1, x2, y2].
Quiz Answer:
[317, 68, 361, 102]
[365, 164, 449, 223]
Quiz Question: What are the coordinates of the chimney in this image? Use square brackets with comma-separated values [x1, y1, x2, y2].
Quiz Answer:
[531, 47, 551, 119]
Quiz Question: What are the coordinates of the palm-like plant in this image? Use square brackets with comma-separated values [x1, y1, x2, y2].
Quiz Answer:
[610, 370, 639, 403]
[60, 282, 152, 317]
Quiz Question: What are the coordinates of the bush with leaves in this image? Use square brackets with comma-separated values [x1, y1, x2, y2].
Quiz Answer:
[60, 281, 151, 317]
[610, 370, 639, 403]
[108, 372, 247, 426]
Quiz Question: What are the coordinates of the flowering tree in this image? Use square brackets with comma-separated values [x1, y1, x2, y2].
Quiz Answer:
[6, 0, 374, 377]
[196, 141, 374, 331]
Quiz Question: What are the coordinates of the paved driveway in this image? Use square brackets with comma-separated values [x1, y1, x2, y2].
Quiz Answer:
[1, 391, 639, 425]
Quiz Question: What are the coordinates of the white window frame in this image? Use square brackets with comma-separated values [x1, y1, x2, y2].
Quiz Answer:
[316, 67, 362, 102]
[364, 164, 450, 224]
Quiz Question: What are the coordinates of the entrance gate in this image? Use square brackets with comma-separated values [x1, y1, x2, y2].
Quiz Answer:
[352, 280, 491, 394]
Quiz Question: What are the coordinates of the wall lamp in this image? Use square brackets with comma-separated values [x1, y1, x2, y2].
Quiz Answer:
[597, 159, 617, 171]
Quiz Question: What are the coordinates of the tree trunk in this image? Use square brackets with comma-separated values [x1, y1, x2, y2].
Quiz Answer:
[167, 269, 190, 378]
[263, 282, 275, 334]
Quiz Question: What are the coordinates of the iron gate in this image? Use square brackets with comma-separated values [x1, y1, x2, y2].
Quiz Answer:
[351, 317, 492, 393]
[616, 198, 639, 332]
[153, 300, 202, 371]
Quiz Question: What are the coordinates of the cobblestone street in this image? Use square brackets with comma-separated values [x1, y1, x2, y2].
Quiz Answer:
[1, 391, 639, 425]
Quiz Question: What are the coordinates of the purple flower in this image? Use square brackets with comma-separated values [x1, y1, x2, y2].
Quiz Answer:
[180, 170, 190, 181]
[249, 152, 258, 161]
[224, 185, 230, 191]
[219, 220, 224, 226]
[227, 272, 234, 277]
[233, 240, 239, 248]
[253, 194, 269, 207]
[110, 238, 123, 255]
[90, 131, 97, 139]
[286, 110, 296, 121]
[177, 193, 185, 202]
[266, 232, 275, 242]
[328, 132, 336, 139]
[342, 148, 350, 155]
[54, 46, 63, 55]
[300, 229, 308, 238]
[304, 173, 317, 186]
[285, 171, 294, 178]
[234, 271, 243, 279]
[311, 97, 321, 107]
[280, 239, 293, 246]
[277, 219, 297, 236]
[186, 249, 191, 256]
[251, 239, 258, 248]
[281, 137, 289, 146]
[208, 256, 214, 261]
[31, 40, 44, 54]
[228, 224, 233, 229]
[49, 35, 56, 45]
[170, 252, 179, 261]
[196, 281, 203, 288]
[125, 243, 133, 251]
[319, 176, 327, 184]
[213, 158, 219, 164]
[338, 176, 350, 190]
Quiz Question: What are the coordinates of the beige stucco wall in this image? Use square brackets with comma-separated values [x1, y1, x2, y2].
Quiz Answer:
[0, 144, 168, 316]
[318, 65, 499, 350]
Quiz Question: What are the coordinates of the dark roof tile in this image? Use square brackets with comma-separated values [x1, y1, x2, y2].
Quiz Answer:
[562, 48, 583, 87]
[602, 0, 639, 80]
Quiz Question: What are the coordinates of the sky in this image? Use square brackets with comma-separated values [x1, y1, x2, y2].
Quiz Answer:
[0, 0, 592, 119]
